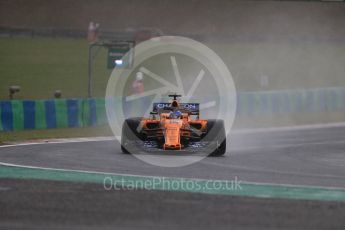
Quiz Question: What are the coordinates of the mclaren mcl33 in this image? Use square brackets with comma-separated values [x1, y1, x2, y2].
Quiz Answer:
[121, 94, 226, 156]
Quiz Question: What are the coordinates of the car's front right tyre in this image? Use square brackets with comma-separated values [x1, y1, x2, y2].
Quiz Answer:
[203, 119, 226, 156]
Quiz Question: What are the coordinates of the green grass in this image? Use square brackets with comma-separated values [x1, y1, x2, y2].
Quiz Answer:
[1, 37, 345, 101]
[0, 37, 110, 99]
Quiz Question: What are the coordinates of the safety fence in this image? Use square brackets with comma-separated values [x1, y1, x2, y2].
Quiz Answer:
[237, 87, 345, 116]
[1, 87, 345, 131]
[0, 98, 107, 131]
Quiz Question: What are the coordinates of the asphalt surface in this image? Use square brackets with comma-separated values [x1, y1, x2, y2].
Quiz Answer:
[1, 124, 345, 229]
[1, 178, 345, 230]
[1, 124, 345, 188]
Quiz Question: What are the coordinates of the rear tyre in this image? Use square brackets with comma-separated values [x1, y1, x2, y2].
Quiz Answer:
[203, 119, 226, 157]
[121, 118, 144, 154]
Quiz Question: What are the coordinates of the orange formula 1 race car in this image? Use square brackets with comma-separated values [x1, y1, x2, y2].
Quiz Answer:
[121, 94, 226, 156]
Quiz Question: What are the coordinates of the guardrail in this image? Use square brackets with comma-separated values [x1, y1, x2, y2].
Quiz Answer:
[1, 87, 345, 131]
[237, 87, 345, 117]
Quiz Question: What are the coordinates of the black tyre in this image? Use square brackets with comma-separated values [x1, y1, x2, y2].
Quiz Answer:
[203, 119, 226, 156]
[121, 118, 144, 154]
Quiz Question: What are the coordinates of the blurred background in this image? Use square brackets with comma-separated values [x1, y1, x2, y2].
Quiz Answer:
[0, 0, 344, 139]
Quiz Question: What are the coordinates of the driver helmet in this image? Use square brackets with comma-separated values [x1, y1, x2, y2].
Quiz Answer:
[170, 110, 182, 119]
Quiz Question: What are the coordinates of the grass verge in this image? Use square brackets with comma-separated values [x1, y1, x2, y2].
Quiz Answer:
[1, 37, 345, 100]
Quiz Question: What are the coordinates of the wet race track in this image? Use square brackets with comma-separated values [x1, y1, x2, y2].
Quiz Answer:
[1, 124, 345, 229]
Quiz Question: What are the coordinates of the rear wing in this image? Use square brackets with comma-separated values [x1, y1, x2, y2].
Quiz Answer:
[152, 103, 199, 115]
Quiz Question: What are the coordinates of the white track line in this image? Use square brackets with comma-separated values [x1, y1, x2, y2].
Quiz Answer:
[0, 136, 116, 148]
[1, 122, 345, 190]
[233, 122, 345, 134]
[230, 139, 345, 152]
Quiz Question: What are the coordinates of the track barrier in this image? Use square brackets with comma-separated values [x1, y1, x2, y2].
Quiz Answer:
[1, 87, 345, 131]
[237, 87, 345, 117]
[0, 98, 106, 131]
